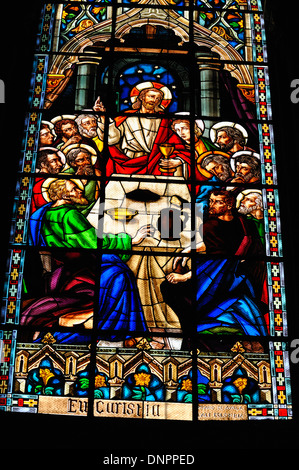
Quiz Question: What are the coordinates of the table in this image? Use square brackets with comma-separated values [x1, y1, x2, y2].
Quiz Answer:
[87, 175, 201, 345]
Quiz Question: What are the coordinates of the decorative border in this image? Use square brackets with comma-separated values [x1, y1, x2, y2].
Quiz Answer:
[28, 56, 49, 111]
[1, 333, 292, 419]
[0, 330, 17, 410]
[251, 12, 267, 63]
[263, 189, 282, 257]
[267, 263, 287, 337]
[269, 341, 292, 418]
[36, 3, 56, 53]
[1, 250, 25, 325]
[259, 123, 276, 185]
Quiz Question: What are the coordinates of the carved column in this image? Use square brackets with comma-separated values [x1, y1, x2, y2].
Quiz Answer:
[165, 380, 179, 402]
[75, 54, 101, 110]
[108, 355, 126, 399]
[108, 376, 125, 399]
[196, 50, 222, 130]
[257, 360, 272, 403]
[208, 358, 223, 403]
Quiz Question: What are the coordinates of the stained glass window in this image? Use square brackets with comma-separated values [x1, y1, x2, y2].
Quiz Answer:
[1, 0, 295, 440]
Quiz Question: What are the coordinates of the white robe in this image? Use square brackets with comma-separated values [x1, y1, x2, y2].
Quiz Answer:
[97, 116, 161, 158]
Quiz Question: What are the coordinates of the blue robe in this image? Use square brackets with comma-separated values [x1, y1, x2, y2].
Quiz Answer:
[196, 258, 268, 335]
[27, 203, 147, 343]
[97, 254, 147, 339]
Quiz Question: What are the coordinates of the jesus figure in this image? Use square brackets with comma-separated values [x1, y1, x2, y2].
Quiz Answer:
[93, 81, 191, 177]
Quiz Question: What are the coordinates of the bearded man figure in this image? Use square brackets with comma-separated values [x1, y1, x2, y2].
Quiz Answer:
[93, 82, 191, 177]
[29, 179, 95, 248]
[25, 178, 153, 341]
[62, 145, 101, 216]
[163, 189, 268, 337]
[75, 114, 104, 154]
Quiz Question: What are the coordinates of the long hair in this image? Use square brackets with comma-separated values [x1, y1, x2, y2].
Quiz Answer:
[132, 88, 164, 112]
[48, 179, 68, 202]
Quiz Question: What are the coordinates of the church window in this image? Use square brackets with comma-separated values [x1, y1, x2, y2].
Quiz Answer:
[0, 0, 293, 428]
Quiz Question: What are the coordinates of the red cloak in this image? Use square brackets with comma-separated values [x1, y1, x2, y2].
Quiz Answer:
[105, 115, 192, 177]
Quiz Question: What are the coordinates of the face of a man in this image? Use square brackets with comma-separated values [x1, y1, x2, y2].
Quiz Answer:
[64, 180, 88, 205]
[239, 194, 259, 214]
[81, 117, 97, 137]
[174, 122, 191, 144]
[73, 151, 93, 175]
[205, 160, 231, 181]
[61, 122, 78, 139]
[235, 162, 252, 182]
[39, 127, 54, 146]
[216, 130, 234, 151]
[209, 193, 231, 216]
[74, 151, 91, 168]
[142, 90, 162, 111]
[44, 153, 63, 174]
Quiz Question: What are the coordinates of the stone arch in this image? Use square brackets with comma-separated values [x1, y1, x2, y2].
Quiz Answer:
[46, 6, 253, 109]
[102, 55, 191, 112]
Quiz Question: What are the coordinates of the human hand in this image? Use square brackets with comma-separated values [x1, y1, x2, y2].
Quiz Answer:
[93, 96, 106, 113]
[166, 271, 191, 284]
[173, 254, 189, 270]
[132, 224, 155, 245]
[159, 157, 182, 169]
[61, 134, 82, 150]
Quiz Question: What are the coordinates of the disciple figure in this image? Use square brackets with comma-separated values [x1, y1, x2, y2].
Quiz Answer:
[38, 121, 56, 148]
[75, 113, 104, 154]
[171, 114, 218, 182]
[32, 148, 65, 212]
[23, 178, 154, 342]
[211, 122, 256, 155]
[63, 145, 101, 216]
[162, 189, 268, 336]
[230, 151, 261, 184]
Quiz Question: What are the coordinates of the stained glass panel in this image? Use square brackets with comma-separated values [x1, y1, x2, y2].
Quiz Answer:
[1, 0, 294, 432]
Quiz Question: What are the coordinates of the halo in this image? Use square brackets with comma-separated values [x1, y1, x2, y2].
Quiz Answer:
[41, 177, 85, 203]
[38, 146, 66, 166]
[230, 150, 260, 172]
[210, 121, 249, 145]
[130, 81, 172, 109]
[236, 188, 262, 209]
[41, 120, 55, 130]
[196, 150, 230, 179]
[51, 114, 77, 125]
[40, 120, 57, 138]
[62, 143, 98, 165]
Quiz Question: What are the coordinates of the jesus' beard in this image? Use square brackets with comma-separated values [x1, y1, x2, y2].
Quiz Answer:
[141, 101, 163, 113]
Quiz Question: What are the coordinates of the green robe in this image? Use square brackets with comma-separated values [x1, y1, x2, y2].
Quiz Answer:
[41, 204, 132, 259]
[247, 215, 265, 246]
